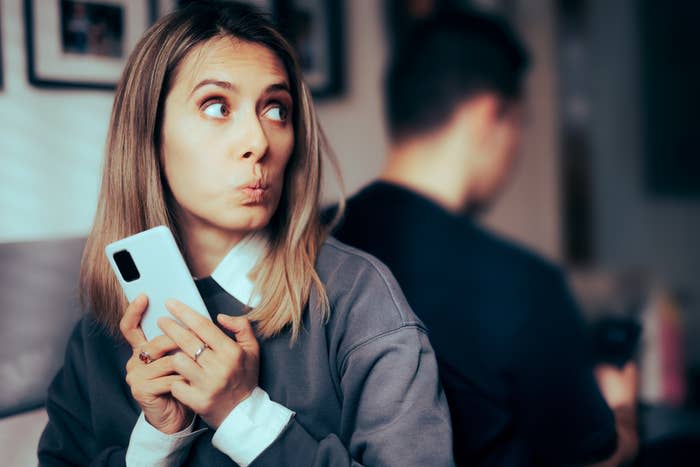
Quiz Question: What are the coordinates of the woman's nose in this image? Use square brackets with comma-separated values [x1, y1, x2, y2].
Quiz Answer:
[238, 111, 269, 162]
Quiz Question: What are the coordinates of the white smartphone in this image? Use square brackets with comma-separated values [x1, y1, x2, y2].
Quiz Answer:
[105, 225, 211, 340]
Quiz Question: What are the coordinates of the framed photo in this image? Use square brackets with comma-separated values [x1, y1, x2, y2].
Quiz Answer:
[278, 0, 344, 97]
[166, 0, 344, 98]
[24, 0, 156, 89]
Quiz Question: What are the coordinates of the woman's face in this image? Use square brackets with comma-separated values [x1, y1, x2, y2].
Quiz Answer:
[161, 37, 294, 240]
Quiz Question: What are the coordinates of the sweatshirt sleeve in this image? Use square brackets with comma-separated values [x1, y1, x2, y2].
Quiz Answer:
[38, 321, 127, 466]
[248, 324, 455, 467]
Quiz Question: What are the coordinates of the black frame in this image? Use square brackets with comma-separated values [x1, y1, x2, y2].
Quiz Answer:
[24, 0, 156, 90]
[275, 0, 345, 98]
[24, 0, 343, 96]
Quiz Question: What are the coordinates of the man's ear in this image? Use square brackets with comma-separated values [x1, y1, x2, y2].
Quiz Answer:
[470, 93, 503, 126]
[454, 94, 502, 143]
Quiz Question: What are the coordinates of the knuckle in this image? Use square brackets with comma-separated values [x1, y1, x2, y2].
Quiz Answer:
[202, 394, 215, 409]
[189, 400, 203, 413]
[131, 387, 144, 400]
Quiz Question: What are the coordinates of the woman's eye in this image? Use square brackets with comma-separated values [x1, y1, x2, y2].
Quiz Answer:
[202, 102, 229, 119]
[265, 105, 288, 122]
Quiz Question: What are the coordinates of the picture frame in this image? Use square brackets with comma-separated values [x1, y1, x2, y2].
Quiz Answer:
[277, 0, 344, 98]
[168, 0, 344, 98]
[24, 0, 156, 90]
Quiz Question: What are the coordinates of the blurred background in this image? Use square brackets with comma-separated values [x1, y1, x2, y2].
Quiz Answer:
[1, 0, 699, 463]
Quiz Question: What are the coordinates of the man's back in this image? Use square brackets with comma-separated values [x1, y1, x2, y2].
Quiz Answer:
[332, 181, 617, 466]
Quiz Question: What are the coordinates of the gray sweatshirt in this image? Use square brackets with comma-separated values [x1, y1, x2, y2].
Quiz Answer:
[39, 238, 455, 466]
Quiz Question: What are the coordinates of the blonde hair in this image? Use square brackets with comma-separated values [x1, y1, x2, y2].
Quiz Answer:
[80, 1, 344, 341]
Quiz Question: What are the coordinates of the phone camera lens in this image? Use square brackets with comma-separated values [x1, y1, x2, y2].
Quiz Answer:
[113, 250, 140, 282]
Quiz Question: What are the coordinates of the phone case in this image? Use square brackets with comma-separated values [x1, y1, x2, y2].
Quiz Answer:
[105, 225, 211, 340]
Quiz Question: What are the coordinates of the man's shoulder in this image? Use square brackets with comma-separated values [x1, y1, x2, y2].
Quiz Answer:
[469, 224, 562, 283]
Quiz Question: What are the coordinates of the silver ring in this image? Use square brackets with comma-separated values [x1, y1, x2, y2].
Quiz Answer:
[193, 343, 209, 363]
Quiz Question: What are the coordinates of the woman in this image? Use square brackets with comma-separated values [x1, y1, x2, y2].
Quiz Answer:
[38, 2, 454, 466]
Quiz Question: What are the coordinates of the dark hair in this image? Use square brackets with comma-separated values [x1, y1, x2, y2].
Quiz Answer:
[384, 8, 530, 143]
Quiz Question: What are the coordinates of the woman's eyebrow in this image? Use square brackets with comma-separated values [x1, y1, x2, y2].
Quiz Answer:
[189, 80, 290, 97]
[189, 79, 237, 97]
[265, 82, 291, 94]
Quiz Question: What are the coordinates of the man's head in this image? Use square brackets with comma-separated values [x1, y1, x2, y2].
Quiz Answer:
[383, 8, 530, 210]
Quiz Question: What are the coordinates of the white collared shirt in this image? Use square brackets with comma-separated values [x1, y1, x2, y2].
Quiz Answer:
[125, 233, 294, 467]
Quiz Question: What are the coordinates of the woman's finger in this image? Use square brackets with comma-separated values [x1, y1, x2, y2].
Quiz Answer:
[142, 375, 187, 396]
[170, 378, 201, 411]
[127, 354, 176, 383]
[217, 314, 259, 354]
[165, 299, 228, 351]
[137, 334, 180, 362]
[130, 375, 186, 403]
[157, 317, 211, 363]
[172, 350, 205, 386]
[119, 294, 149, 349]
[126, 336, 176, 373]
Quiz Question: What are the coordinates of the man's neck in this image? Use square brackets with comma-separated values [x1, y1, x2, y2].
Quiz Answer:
[380, 134, 476, 215]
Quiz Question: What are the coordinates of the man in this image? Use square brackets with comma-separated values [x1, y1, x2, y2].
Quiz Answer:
[331, 8, 638, 467]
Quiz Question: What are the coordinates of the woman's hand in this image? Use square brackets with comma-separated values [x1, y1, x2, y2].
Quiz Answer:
[158, 299, 260, 429]
[120, 294, 194, 434]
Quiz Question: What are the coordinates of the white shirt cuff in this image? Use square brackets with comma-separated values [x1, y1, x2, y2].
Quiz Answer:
[126, 412, 204, 467]
[212, 386, 294, 467]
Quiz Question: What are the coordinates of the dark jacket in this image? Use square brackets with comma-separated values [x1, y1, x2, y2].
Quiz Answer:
[331, 181, 617, 466]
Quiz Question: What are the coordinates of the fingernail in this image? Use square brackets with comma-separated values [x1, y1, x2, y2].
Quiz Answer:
[165, 299, 177, 310]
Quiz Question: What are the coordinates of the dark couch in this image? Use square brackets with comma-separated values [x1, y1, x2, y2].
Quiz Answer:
[0, 237, 86, 418]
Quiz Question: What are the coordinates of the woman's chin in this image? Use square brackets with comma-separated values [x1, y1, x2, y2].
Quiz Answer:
[219, 209, 274, 234]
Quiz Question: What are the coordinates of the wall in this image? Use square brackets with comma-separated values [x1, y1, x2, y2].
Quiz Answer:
[0, 0, 388, 242]
[0, 0, 562, 264]
[482, 0, 562, 261]
[588, 0, 700, 363]
[0, 0, 110, 241]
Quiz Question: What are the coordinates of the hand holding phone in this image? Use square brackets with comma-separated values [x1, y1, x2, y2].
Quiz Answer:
[105, 225, 211, 340]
